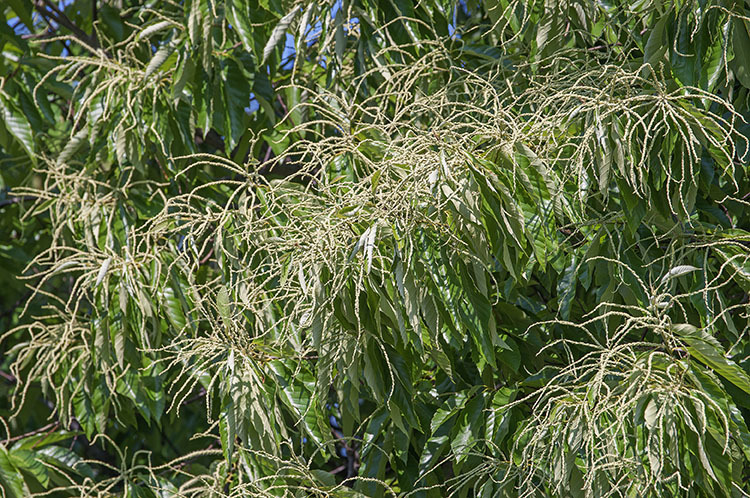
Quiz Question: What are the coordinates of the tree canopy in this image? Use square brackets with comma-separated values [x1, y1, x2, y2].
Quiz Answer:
[2, 0, 750, 496]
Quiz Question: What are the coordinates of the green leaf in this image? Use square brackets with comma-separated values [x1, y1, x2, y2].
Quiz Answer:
[733, 18, 750, 88]
[262, 9, 299, 63]
[6, 0, 34, 29]
[642, 14, 669, 70]
[674, 326, 750, 395]
[644, 398, 659, 430]
[229, 0, 254, 53]
[36, 445, 94, 479]
[485, 388, 515, 448]
[138, 20, 173, 42]
[670, 8, 696, 86]
[451, 392, 484, 463]
[0, 447, 26, 498]
[535, 7, 561, 58]
[702, 23, 726, 91]
[0, 94, 34, 158]
[335, 8, 346, 64]
[95, 257, 111, 288]
[219, 405, 235, 461]
[714, 245, 750, 290]
[223, 58, 250, 152]
[9, 449, 48, 487]
[161, 285, 187, 331]
[268, 360, 326, 448]
[113, 316, 126, 369]
[144, 42, 177, 80]
[11, 431, 77, 451]
[557, 257, 578, 320]
[217, 284, 231, 323]
[99, 4, 125, 41]
[58, 127, 89, 165]
[660, 264, 700, 285]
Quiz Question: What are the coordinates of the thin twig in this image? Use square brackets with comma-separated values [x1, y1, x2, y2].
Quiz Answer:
[4, 422, 59, 445]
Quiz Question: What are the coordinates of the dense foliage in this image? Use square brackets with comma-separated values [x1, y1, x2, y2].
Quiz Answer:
[2, 0, 750, 496]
